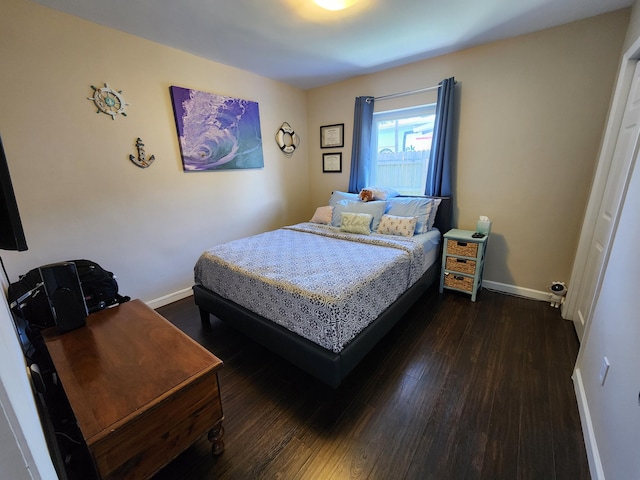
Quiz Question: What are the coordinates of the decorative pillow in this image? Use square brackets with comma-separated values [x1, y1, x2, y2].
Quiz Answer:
[377, 214, 418, 237]
[339, 212, 373, 235]
[427, 198, 442, 230]
[386, 197, 433, 234]
[328, 190, 360, 207]
[309, 205, 333, 224]
[331, 200, 387, 231]
[363, 186, 400, 201]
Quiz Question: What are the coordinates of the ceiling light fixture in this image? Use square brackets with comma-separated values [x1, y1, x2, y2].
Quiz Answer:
[313, 0, 358, 11]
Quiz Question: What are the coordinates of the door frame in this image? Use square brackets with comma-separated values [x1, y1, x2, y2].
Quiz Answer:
[563, 37, 640, 339]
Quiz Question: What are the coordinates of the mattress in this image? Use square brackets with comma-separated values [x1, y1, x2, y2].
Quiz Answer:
[194, 222, 440, 353]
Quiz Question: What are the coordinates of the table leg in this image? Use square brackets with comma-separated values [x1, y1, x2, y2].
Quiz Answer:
[208, 421, 225, 455]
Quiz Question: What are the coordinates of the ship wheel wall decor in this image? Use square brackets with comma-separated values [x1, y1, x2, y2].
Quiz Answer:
[88, 83, 129, 120]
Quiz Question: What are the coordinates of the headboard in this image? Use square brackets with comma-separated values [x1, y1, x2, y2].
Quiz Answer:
[432, 196, 452, 234]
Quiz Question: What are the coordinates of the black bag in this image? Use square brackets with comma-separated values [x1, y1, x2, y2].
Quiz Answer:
[72, 259, 129, 313]
[8, 259, 130, 329]
[8, 267, 55, 329]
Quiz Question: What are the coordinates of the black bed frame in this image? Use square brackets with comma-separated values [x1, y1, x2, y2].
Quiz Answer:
[194, 197, 452, 388]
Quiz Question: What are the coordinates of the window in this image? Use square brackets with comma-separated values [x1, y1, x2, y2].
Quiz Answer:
[371, 104, 436, 195]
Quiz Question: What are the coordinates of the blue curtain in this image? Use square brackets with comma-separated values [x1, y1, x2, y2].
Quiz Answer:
[425, 77, 456, 197]
[348, 96, 375, 193]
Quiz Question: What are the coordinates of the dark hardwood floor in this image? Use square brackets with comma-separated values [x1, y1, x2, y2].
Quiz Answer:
[152, 287, 590, 480]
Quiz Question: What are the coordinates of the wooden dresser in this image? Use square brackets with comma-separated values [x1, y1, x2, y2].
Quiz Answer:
[43, 299, 224, 480]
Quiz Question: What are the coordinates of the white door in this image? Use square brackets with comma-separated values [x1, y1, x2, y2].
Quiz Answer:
[570, 60, 640, 340]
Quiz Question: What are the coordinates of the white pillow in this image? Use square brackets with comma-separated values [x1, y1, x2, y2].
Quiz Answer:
[377, 214, 418, 237]
[363, 186, 400, 200]
[310, 205, 333, 224]
[340, 212, 373, 235]
[328, 190, 359, 206]
[386, 197, 433, 234]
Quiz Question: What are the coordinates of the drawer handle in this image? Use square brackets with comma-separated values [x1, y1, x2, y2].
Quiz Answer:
[453, 275, 465, 280]
[456, 241, 468, 246]
[456, 259, 468, 263]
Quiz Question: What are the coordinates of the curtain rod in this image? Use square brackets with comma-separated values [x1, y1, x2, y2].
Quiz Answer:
[367, 84, 441, 103]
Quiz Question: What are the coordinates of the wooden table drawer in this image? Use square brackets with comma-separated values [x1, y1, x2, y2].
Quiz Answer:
[444, 273, 474, 292]
[446, 239, 478, 257]
[90, 369, 222, 480]
[445, 256, 477, 275]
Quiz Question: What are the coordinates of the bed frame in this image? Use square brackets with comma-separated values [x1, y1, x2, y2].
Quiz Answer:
[194, 197, 451, 388]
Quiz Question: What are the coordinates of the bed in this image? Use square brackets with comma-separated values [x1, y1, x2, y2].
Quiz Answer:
[193, 193, 451, 388]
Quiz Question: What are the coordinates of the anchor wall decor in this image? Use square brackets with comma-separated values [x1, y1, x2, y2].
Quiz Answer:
[129, 138, 155, 168]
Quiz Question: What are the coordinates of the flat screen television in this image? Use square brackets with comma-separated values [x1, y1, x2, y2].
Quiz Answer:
[0, 135, 28, 251]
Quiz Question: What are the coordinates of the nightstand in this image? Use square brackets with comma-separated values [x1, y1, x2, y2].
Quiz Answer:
[439, 229, 488, 302]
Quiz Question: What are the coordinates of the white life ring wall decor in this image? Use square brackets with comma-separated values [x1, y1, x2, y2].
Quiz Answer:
[275, 122, 300, 156]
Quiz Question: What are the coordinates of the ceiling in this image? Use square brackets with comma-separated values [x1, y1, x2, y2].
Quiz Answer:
[32, 0, 633, 90]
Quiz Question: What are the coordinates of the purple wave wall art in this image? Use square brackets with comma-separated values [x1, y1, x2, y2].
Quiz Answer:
[170, 86, 264, 171]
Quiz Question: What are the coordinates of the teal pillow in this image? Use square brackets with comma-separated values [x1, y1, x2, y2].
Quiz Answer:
[331, 200, 387, 231]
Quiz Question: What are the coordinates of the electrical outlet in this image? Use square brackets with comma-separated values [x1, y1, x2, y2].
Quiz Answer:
[599, 356, 610, 386]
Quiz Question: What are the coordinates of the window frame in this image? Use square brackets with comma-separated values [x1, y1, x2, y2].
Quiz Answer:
[370, 103, 436, 195]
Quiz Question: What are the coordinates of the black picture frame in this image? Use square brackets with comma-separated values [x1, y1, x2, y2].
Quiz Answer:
[320, 124, 344, 148]
[322, 153, 342, 173]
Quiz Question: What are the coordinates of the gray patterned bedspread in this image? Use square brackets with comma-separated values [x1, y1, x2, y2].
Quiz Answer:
[194, 222, 432, 353]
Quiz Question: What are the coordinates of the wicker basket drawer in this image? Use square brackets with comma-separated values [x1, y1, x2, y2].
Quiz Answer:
[444, 273, 474, 292]
[445, 256, 477, 275]
[446, 239, 478, 257]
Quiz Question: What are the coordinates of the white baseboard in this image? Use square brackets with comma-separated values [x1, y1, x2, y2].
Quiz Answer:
[149, 281, 550, 311]
[572, 368, 604, 480]
[146, 287, 193, 310]
[482, 280, 550, 302]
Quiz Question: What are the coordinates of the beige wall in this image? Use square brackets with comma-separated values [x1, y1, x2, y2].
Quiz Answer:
[307, 9, 630, 294]
[624, 0, 640, 51]
[0, 1, 629, 300]
[0, 0, 310, 304]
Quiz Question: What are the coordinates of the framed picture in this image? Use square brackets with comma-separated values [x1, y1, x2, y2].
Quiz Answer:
[322, 153, 342, 173]
[320, 123, 344, 148]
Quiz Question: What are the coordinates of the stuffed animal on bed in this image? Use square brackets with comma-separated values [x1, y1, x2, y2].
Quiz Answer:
[359, 189, 374, 202]
[359, 186, 400, 202]
[548, 281, 567, 308]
